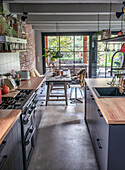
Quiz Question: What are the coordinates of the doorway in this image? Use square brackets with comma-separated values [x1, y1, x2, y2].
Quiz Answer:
[42, 34, 90, 76]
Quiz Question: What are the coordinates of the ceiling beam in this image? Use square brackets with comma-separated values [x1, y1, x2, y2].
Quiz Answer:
[9, 3, 122, 13]
[4, 0, 123, 4]
[17, 14, 120, 22]
[4, 1, 123, 32]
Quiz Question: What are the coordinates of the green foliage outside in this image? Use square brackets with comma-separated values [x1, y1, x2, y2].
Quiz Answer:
[45, 35, 89, 64]
[97, 35, 122, 68]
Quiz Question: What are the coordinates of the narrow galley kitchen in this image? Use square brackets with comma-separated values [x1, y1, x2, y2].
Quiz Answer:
[2, 1, 125, 170]
[28, 88, 98, 170]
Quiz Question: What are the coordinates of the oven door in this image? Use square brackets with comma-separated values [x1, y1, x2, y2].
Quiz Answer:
[22, 108, 36, 169]
[22, 108, 36, 135]
[23, 125, 36, 164]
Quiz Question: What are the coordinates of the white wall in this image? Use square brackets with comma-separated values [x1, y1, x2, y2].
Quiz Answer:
[35, 30, 43, 74]
[0, 52, 20, 74]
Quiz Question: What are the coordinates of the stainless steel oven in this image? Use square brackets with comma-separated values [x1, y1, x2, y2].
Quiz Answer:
[21, 92, 38, 170]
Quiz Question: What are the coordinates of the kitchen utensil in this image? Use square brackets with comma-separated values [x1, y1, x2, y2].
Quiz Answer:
[4, 77, 17, 89]
[17, 70, 30, 80]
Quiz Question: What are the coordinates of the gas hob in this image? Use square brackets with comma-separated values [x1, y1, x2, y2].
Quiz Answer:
[0, 89, 35, 109]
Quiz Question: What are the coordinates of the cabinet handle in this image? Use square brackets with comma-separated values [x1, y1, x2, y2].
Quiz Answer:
[24, 125, 36, 146]
[97, 139, 102, 149]
[0, 155, 8, 169]
[23, 113, 32, 124]
[97, 109, 103, 117]
[31, 100, 38, 109]
[23, 108, 35, 124]
[33, 109, 37, 115]
[40, 90, 43, 94]
[0, 141, 6, 152]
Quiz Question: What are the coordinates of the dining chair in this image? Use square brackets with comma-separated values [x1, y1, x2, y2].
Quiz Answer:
[70, 69, 87, 103]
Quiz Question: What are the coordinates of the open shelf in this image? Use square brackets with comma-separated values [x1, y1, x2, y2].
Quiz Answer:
[0, 50, 26, 53]
[98, 35, 125, 42]
[0, 36, 27, 44]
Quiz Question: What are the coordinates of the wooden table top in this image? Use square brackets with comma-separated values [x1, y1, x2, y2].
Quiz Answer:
[85, 78, 125, 124]
[18, 77, 45, 89]
[0, 110, 21, 144]
[45, 71, 71, 82]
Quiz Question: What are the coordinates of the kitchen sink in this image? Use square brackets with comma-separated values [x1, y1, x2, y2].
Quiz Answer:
[93, 87, 125, 98]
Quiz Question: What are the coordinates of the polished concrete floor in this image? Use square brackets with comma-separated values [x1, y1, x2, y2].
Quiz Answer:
[28, 88, 98, 170]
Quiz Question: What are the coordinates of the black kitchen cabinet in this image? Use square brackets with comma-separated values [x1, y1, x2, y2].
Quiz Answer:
[85, 83, 125, 170]
[35, 83, 46, 135]
[36, 82, 46, 103]
[0, 117, 23, 170]
[0, 140, 8, 170]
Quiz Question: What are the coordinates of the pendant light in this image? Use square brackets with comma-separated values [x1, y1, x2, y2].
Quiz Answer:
[52, 23, 63, 59]
[98, 13, 99, 33]
[116, 1, 125, 19]
[109, 2, 112, 38]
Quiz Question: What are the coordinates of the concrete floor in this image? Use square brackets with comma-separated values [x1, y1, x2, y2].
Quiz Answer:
[28, 88, 98, 170]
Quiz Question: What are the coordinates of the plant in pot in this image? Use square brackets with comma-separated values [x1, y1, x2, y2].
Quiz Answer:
[0, 10, 17, 37]
[43, 48, 63, 73]
[14, 74, 21, 86]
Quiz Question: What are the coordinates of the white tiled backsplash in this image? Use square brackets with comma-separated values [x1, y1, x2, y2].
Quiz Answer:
[0, 52, 20, 74]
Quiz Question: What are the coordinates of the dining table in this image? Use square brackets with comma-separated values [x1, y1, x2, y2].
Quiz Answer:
[45, 70, 71, 105]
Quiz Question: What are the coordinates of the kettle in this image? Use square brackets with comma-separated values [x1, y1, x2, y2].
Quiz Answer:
[2, 85, 9, 95]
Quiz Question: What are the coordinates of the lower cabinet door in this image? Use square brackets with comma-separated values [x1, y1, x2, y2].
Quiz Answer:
[0, 154, 9, 170]
[93, 130, 108, 170]
[14, 150, 23, 170]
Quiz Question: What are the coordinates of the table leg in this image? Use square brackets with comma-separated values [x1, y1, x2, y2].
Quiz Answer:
[64, 82, 68, 105]
[51, 82, 53, 91]
[46, 82, 50, 106]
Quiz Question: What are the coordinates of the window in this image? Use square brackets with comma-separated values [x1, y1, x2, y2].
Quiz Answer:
[45, 35, 89, 75]
[97, 35, 122, 77]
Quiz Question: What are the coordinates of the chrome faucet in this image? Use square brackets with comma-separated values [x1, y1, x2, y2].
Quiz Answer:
[108, 73, 125, 94]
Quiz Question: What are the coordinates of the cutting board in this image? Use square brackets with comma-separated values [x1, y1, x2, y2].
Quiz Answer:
[2, 90, 20, 98]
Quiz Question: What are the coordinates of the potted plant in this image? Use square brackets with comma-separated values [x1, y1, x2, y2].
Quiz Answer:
[43, 48, 63, 72]
[14, 74, 21, 86]
[43, 48, 57, 61]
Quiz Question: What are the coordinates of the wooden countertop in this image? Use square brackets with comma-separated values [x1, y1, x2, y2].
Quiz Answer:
[0, 77, 45, 144]
[85, 78, 125, 124]
[0, 110, 21, 144]
[18, 77, 45, 90]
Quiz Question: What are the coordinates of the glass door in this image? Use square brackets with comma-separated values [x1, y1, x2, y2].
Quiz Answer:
[44, 34, 89, 76]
